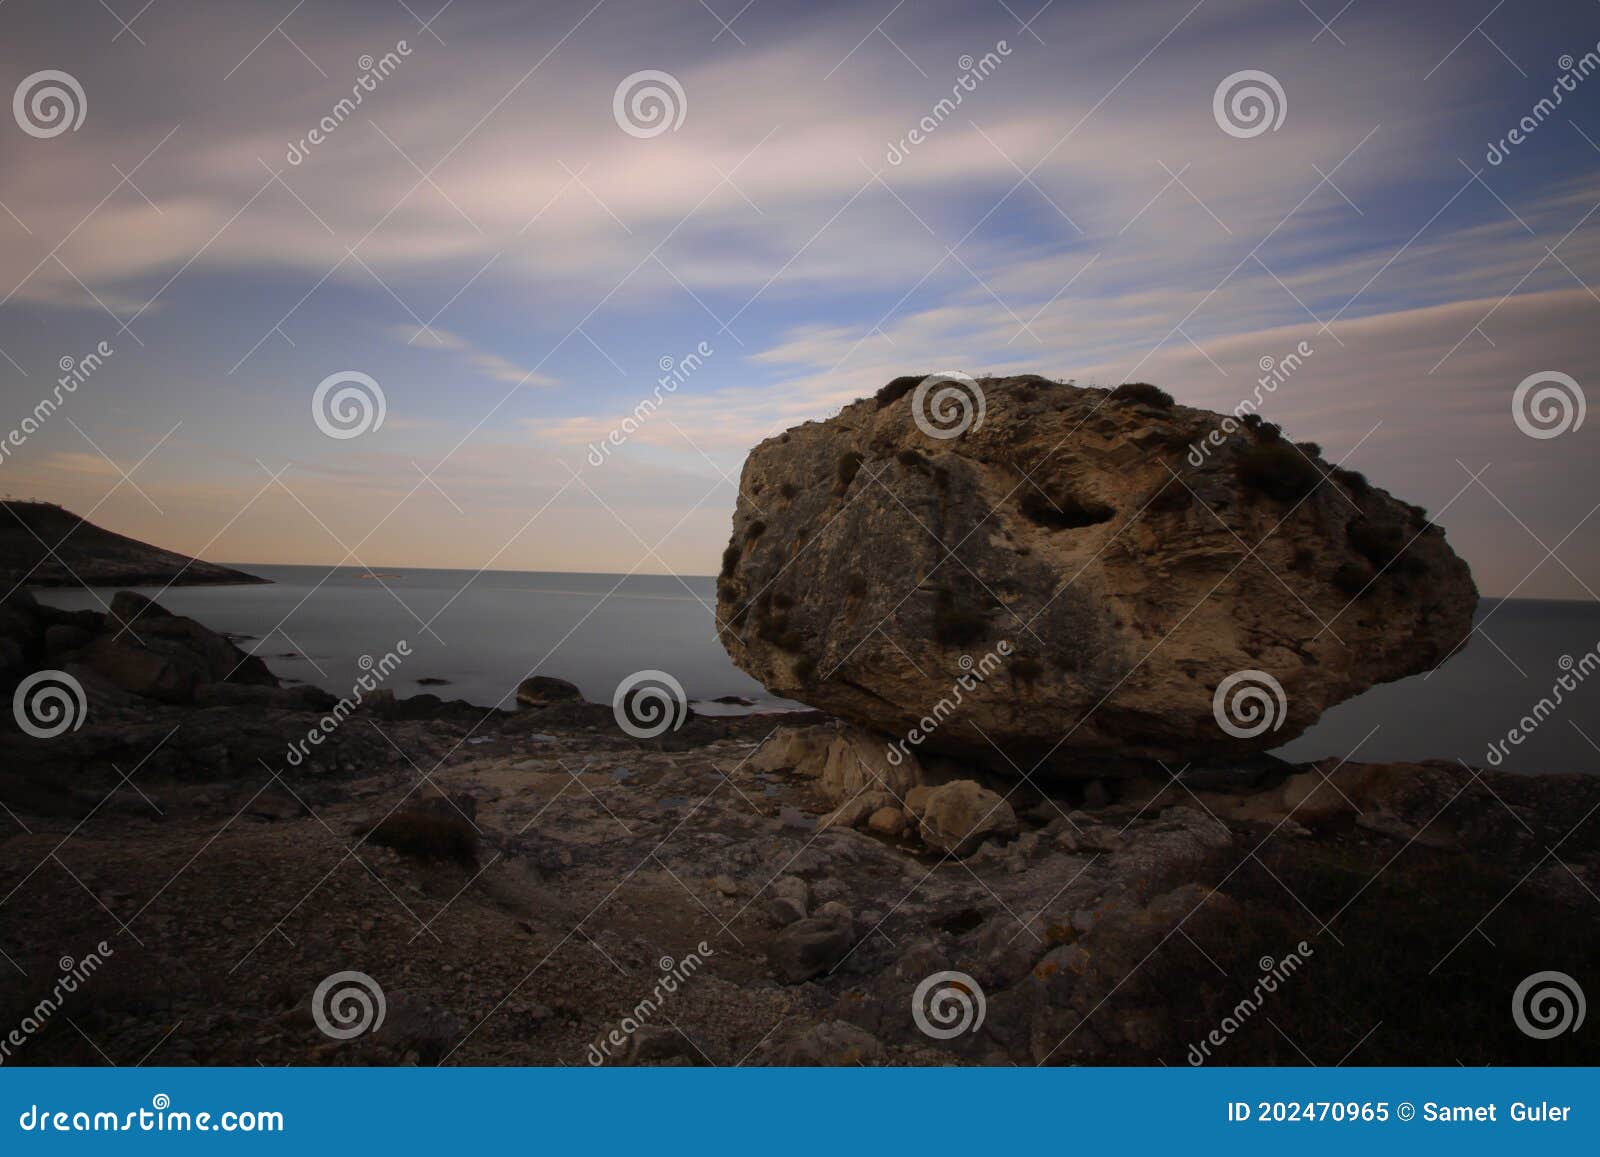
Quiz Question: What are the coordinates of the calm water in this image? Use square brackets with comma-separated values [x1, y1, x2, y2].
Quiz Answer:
[34, 568, 1600, 774]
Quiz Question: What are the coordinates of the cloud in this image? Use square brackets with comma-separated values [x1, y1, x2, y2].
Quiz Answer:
[387, 325, 557, 386]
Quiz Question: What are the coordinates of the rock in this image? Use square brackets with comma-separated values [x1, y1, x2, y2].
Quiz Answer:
[43, 624, 94, 659]
[772, 875, 809, 911]
[76, 592, 277, 703]
[816, 726, 923, 801]
[195, 683, 338, 711]
[768, 876, 810, 926]
[372, 992, 464, 1066]
[761, 1020, 884, 1065]
[247, 792, 302, 822]
[916, 780, 1018, 856]
[365, 689, 498, 723]
[515, 675, 584, 708]
[768, 912, 855, 983]
[624, 1025, 703, 1065]
[749, 724, 835, 776]
[1356, 810, 1417, 841]
[814, 899, 853, 923]
[410, 791, 480, 823]
[715, 375, 1476, 771]
[757, 725, 928, 815]
[768, 897, 807, 926]
[866, 806, 908, 836]
[822, 791, 893, 831]
[415, 676, 450, 686]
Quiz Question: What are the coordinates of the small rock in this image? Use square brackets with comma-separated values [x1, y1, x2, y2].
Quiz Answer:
[515, 675, 585, 709]
[814, 899, 852, 923]
[761, 1020, 884, 1065]
[768, 913, 855, 983]
[768, 897, 806, 926]
[823, 792, 892, 830]
[866, 806, 907, 836]
[917, 780, 1019, 856]
[771, 875, 809, 911]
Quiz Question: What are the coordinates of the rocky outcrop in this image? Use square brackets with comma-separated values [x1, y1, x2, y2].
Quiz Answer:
[88, 592, 278, 702]
[0, 588, 275, 706]
[716, 375, 1477, 773]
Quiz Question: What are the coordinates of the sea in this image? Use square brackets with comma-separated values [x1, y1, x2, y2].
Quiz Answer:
[32, 565, 1600, 776]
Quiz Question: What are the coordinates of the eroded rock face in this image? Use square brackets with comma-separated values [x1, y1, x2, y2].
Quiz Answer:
[716, 375, 1477, 772]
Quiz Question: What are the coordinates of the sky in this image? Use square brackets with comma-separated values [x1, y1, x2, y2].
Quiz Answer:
[0, 0, 1597, 599]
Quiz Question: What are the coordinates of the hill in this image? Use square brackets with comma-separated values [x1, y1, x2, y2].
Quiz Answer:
[0, 500, 267, 587]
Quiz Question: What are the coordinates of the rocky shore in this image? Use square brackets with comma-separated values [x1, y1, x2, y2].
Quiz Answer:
[0, 585, 1596, 1067]
[1, 377, 1592, 1067]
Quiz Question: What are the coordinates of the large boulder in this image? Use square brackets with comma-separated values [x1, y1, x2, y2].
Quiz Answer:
[716, 375, 1477, 773]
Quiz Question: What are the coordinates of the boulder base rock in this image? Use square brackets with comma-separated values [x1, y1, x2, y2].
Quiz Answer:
[716, 375, 1477, 772]
[914, 779, 1019, 856]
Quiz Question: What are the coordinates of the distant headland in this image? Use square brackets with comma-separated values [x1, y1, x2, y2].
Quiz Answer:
[0, 499, 268, 588]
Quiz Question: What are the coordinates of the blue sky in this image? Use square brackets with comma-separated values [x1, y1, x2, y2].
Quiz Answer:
[1, 0, 1598, 597]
